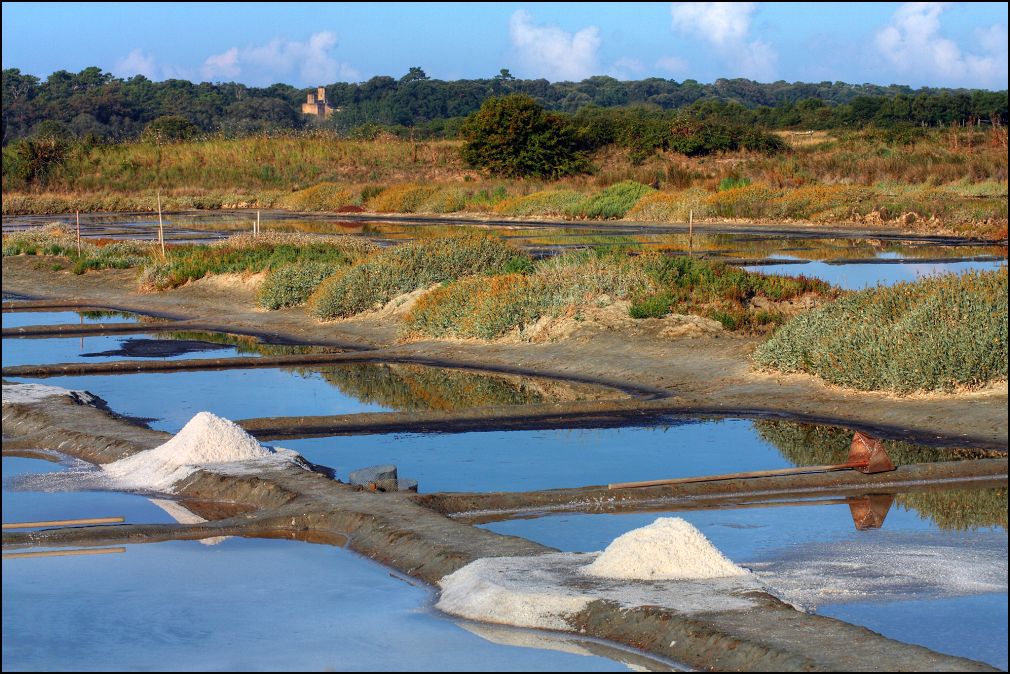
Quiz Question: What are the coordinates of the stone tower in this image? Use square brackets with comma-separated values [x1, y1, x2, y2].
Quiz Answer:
[302, 87, 334, 117]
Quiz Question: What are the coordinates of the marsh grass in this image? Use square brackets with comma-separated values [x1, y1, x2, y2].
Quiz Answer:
[310, 232, 530, 319]
[754, 268, 1008, 392]
[139, 232, 375, 291]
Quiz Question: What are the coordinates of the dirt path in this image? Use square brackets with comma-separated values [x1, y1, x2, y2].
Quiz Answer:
[3, 256, 1006, 447]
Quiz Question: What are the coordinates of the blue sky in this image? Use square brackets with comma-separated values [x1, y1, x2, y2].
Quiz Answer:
[2, 2, 1007, 89]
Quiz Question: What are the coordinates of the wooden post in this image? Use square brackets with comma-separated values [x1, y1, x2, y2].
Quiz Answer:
[256, 210, 261, 237]
[157, 191, 165, 257]
[3, 516, 125, 530]
[3, 547, 126, 560]
[688, 209, 694, 257]
[75, 210, 82, 258]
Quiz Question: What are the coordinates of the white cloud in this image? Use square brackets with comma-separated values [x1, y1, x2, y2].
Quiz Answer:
[610, 57, 646, 79]
[669, 2, 777, 80]
[202, 47, 240, 80]
[509, 10, 601, 81]
[671, 2, 753, 47]
[201, 32, 358, 85]
[114, 49, 157, 79]
[874, 3, 1008, 87]
[656, 55, 689, 75]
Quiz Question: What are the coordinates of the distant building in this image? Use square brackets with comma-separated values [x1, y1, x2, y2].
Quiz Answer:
[302, 87, 334, 117]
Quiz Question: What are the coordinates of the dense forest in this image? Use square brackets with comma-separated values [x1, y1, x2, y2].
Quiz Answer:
[3, 66, 1008, 145]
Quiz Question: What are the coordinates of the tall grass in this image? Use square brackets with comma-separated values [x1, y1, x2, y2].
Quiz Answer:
[310, 232, 530, 319]
[139, 232, 375, 291]
[754, 268, 1008, 392]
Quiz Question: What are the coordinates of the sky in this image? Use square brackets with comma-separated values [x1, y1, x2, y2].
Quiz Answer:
[2, 2, 1007, 89]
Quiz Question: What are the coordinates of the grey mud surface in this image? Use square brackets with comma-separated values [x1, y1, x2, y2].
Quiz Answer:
[3, 255, 1008, 671]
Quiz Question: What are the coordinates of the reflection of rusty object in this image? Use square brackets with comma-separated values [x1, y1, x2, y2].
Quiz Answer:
[609, 431, 897, 490]
[848, 494, 894, 530]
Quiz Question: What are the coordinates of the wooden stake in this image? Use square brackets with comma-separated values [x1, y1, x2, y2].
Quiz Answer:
[688, 209, 693, 256]
[608, 461, 867, 490]
[3, 516, 125, 530]
[157, 191, 165, 257]
[76, 210, 82, 258]
[3, 547, 126, 560]
[256, 210, 261, 237]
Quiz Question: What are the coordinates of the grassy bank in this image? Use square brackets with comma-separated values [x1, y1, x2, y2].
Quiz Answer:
[754, 268, 1009, 392]
[3, 129, 1007, 238]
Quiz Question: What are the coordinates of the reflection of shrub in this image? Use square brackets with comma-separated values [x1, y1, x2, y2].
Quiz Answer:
[754, 268, 1008, 392]
[311, 233, 529, 319]
[259, 262, 340, 309]
[754, 419, 1007, 531]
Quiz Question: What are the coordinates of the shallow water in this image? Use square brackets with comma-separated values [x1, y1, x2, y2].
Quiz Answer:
[5, 211, 1005, 289]
[283, 420, 799, 492]
[2, 333, 257, 368]
[1, 310, 145, 329]
[1, 457, 665, 672]
[743, 256, 1007, 290]
[13, 361, 610, 432]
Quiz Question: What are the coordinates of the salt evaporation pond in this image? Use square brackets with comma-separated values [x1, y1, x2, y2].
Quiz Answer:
[1, 457, 670, 672]
[2, 333, 270, 368]
[1, 310, 147, 329]
[283, 420, 808, 492]
[12, 362, 617, 433]
[744, 255, 1007, 290]
[478, 486, 1008, 670]
[6, 211, 1006, 289]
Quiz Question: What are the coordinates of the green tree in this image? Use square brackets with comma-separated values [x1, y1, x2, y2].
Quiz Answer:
[460, 95, 588, 178]
[142, 115, 198, 142]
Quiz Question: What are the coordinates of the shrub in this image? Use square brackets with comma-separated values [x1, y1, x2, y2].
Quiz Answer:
[494, 190, 587, 217]
[280, 183, 354, 211]
[367, 184, 439, 212]
[259, 262, 341, 309]
[311, 233, 530, 319]
[626, 188, 710, 222]
[460, 95, 589, 179]
[754, 268, 1008, 392]
[405, 250, 653, 340]
[574, 181, 654, 219]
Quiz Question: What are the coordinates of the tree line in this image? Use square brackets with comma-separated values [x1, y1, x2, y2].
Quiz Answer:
[3, 66, 1007, 145]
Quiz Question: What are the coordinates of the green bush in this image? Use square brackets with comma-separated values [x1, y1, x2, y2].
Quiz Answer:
[259, 262, 340, 309]
[754, 268, 1009, 392]
[311, 233, 530, 319]
[574, 181, 654, 219]
[460, 95, 589, 179]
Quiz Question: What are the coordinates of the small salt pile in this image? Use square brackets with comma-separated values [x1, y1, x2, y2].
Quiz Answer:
[103, 411, 297, 492]
[583, 517, 748, 580]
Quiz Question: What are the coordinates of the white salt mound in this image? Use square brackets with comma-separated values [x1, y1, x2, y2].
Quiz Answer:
[583, 517, 748, 580]
[437, 518, 759, 632]
[2, 382, 96, 405]
[103, 411, 298, 492]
